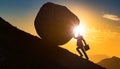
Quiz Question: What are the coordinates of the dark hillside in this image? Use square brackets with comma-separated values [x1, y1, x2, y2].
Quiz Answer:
[0, 17, 105, 69]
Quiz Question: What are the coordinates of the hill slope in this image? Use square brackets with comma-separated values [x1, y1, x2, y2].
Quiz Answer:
[98, 56, 120, 69]
[0, 17, 105, 69]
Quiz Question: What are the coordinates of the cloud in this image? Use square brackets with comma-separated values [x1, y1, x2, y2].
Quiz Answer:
[103, 14, 120, 21]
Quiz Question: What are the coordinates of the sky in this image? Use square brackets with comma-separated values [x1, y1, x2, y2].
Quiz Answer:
[0, 0, 120, 62]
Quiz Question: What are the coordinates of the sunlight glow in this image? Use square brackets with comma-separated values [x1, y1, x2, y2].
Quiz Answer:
[73, 24, 86, 37]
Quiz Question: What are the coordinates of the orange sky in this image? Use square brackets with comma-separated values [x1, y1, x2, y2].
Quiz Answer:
[1, 1, 120, 62]
[59, 2, 120, 62]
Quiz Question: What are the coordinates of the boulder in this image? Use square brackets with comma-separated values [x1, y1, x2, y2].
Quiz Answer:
[34, 2, 79, 45]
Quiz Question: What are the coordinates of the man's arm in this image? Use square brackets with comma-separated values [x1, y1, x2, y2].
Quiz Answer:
[82, 36, 87, 45]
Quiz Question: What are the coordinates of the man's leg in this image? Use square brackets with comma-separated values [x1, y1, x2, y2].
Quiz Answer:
[76, 47, 83, 57]
[81, 48, 89, 60]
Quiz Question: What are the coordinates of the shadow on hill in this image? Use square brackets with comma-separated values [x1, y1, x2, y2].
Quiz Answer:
[0, 17, 105, 69]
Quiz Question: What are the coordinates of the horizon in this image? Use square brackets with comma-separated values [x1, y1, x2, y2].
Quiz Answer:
[0, 0, 120, 62]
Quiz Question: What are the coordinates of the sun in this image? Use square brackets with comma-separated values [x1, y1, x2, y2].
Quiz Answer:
[73, 23, 86, 37]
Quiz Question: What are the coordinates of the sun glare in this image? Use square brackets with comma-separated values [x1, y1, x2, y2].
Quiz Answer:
[73, 24, 86, 37]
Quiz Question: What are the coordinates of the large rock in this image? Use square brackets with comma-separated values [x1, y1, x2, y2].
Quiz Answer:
[34, 2, 79, 45]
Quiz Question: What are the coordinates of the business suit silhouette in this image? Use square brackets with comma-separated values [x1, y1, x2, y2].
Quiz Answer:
[74, 34, 89, 60]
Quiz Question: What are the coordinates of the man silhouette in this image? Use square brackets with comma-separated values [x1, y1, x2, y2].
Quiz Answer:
[74, 34, 89, 60]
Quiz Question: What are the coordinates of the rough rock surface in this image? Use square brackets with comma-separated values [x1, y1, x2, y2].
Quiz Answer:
[34, 2, 79, 45]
